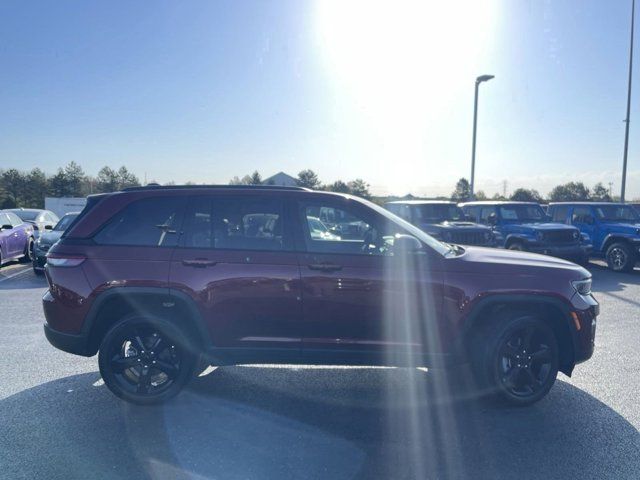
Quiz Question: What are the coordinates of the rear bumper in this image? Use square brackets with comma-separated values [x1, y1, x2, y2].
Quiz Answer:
[43, 323, 92, 356]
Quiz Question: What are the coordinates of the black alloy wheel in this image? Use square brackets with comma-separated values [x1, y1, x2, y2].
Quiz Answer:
[99, 317, 196, 404]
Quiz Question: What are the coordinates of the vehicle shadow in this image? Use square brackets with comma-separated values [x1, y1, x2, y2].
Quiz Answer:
[1, 367, 639, 480]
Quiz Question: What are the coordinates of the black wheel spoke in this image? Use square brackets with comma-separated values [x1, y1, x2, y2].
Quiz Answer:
[530, 346, 552, 363]
[502, 367, 521, 389]
[133, 335, 147, 352]
[137, 366, 152, 394]
[501, 342, 519, 359]
[154, 360, 179, 378]
[150, 335, 166, 354]
[521, 367, 538, 391]
[111, 354, 139, 372]
[522, 326, 535, 351]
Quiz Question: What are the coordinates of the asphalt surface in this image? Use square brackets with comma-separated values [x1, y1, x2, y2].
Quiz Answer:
[0, 260, 639, 480]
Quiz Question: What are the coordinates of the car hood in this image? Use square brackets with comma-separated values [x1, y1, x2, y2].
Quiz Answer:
[446, 245, 589, 277]
[597, 222, 640, 233]
[420, 221, 490, 233]
[504, 222, 577, 233]
[37, 230, 63, 246]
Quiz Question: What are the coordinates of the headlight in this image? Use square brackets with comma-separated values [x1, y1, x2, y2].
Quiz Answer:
[572, 278, 592, 296]
[573, 231, 579, 240]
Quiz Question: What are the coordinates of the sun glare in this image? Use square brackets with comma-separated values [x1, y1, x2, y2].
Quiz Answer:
[315, 0, 496, 192]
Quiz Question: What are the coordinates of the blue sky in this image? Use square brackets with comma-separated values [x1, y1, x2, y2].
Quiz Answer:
[0, 0, 638, 198]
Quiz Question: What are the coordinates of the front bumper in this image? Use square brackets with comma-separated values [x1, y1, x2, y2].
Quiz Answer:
[33, 252, 47, 270]
[571, 295, 599, 365]
[528, 242, 592, 259]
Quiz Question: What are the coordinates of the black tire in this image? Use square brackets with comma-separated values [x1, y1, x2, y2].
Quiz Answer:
[98, 316, 197, 405]
[507, 241, 525, 251]
[606, 242, 635, 272]
[33, 266, 44, 276]
[20, 237, 34, 263]
[472, 313, 559, 406]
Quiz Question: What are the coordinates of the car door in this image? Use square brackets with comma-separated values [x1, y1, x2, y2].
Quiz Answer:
[169, 194, 302, 363]
[0, 213, 15, 258]
[4, 212, 26, 257]
[571, 206, 597, 244]
[295, 196, 444, 365]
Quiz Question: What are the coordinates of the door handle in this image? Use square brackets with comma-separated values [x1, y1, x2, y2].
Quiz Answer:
[182, 259, 217, 268]
[308, 263, 343, 272]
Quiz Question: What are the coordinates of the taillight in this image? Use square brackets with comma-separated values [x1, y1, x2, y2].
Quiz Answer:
[46, 255, 86, 267]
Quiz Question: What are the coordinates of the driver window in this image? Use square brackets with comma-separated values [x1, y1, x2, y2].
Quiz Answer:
[479, 207, 496, 224]
[572, 207, 593, 224]
[302, 202, 391, 255]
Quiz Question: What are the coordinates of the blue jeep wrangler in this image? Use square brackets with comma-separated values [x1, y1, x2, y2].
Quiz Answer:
[548, 202, 640, 272]
[385, 200, 494, 246]
[460, 201, 591, 263]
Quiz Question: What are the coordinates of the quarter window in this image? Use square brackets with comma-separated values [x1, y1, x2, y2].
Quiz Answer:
[94, 196, 186, 247]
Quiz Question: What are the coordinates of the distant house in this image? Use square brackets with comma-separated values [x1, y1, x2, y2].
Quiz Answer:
[262, 171, 298, 187]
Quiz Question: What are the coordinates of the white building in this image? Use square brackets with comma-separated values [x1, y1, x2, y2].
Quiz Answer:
[45, 197, 87, 217]
[262, 171, 297, 187]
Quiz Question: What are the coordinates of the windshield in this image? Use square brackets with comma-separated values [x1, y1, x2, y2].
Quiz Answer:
[11, 210, 38, 221]
[595, 205, 639, 222]
[414, 204, 465, 222]
[499, 205, 546, 222]
[54, 213, 79, 231]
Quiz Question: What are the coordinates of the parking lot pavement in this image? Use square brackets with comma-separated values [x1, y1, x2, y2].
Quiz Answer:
[0, 263, 639, 480]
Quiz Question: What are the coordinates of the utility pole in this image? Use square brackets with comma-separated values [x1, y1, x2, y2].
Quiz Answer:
[621, 0, 635, 202]
[470, 74, 495, 199]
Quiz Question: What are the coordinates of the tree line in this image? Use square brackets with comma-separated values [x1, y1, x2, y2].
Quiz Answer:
[0, 162, 626, 210]
[0, 162, 140, 209]
[229, 169, 373, 199]
[449, 178, 618, 203]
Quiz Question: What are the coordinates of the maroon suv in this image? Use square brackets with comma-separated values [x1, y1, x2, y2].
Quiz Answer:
[43, 185, 598, 405]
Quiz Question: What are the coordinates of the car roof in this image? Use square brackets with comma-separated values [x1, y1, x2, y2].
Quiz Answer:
[385, 200, 456, 205]
[459, 201, 541, 206]
[6, 208, 45, 213]
[122, 184, 309, 192]
[548, 202, 626, 206]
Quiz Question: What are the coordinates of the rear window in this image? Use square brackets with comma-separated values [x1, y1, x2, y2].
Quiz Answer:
[94, 196, 186, 247]
[12, 210, 38, 221]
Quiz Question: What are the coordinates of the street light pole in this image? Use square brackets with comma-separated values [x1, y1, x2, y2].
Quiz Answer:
[621, 0, 635, 203]
[470, 74, 494, 200]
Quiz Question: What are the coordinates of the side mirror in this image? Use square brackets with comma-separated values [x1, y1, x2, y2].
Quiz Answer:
[488, 213, 497, 225]
[44, 225, 53, 230]
[393, 234, 423, 254]
[1, 224, 13, 231]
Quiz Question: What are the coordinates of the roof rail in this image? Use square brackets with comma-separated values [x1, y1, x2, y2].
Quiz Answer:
[121, 184, 309, 192]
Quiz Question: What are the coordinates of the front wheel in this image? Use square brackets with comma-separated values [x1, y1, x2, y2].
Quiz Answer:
[473, 314, 559, 406]
[98, 316, 196, 405]
[606, 242, 635, 272]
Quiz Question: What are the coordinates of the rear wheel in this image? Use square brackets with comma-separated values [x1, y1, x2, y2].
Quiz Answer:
[98, 316, 196, 405]
[20, 238, 34, 263]
[606, 242, 635, 272]
[473, 314, 559, 406]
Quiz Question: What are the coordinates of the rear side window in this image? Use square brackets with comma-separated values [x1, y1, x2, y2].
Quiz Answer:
[181, 196, 288, 251]
[551, 205, 569, 223]
[94, 196, 186, 247]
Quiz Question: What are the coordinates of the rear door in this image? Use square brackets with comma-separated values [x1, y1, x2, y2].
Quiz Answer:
[169, 194, 302, 362]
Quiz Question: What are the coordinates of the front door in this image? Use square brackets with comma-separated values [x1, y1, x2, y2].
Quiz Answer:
[169, 194, 302, 363]
[571, 206, 597, 243]
[296, 197, 444, 365]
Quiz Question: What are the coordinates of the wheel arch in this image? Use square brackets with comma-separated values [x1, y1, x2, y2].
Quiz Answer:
[83, 287, 210, 356]
[462, 294, 577, 376]
[601, 234, 635, 253]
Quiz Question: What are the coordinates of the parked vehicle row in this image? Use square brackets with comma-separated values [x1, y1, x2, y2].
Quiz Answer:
[43, 185, 597, 406]
[384, 199, 640, 272]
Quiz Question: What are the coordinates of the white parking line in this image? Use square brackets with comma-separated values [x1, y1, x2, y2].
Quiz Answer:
[0, 266, 31, 283]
